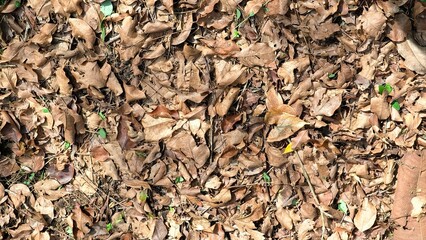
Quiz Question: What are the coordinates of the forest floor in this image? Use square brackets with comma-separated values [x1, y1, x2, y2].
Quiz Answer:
[0, 0, 426, 239]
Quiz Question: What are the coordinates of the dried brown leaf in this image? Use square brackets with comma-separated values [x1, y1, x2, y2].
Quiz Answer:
[71, 204, 93, 234]
[397, 37, 426, 74]
[370, 97, 390, 120]
[354, 198, 377, 232]
[388, 13, 411, 42]
[234, 43, 276, 68]
[68, 18, 95, 49]
[46, 163, 74, 185]
[358, 5, 387, 38]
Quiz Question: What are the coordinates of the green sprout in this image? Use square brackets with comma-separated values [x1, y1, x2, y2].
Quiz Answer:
[98, 111, 106, 120]
[139, 190, 148, 202]
[98, 128, 107, 139]
[378, 83, 392, 95]
[328, 73, 336, 79]
[175, 176, 185, 184]
[338, 200, 348, 215]
[64, 141, 71, 150]
[262, 172, 271, 185]
[42, 108, 50, 113]
[233, 9, 257, 39]
[391, 100, 400, 111]
[236, 9, 242, 21]
[106, 222, 113, 232]
[65, 226, 73, 236]
[23, 172, 35, 185]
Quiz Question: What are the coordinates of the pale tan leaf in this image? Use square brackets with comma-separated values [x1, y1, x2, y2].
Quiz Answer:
[397, 37, 426, 74]
[354, 198, 377, 232]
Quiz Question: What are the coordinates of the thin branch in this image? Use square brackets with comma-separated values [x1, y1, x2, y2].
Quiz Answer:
[295, 151, 327, 239]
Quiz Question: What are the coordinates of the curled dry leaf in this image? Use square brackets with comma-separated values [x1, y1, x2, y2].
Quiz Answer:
[8, 183, 32, 208]
[397, 36, 426, 74]
[276, 207, 293, 230]
[357, 4, 387, 39]
[265, 88, 307, 142]
[34, 197, 54, 219]
[71, 204, 93, 235]
[68, 18, 95, 49]
[123, 83, 146, 102]
[46, 163, 74, 185]
[370, 97, 390, 120]
[244, 0, 268, 16]
[142, 114, 179, 141]
[354, 198, 377, 232]
[234, 43, 276, 68]
[31, 23, 57, 46]
[215, 87, 240, 116]
[277, 57, 310, 84]
[172, 13, 193, 45]
[214, 60, 246, 87]
[311, 88, 343, 117]
[388, 13, 411, 42]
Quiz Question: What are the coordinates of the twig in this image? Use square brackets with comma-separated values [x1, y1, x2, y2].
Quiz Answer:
[105, 35, 120, 45]
[295, 151, 327, 239]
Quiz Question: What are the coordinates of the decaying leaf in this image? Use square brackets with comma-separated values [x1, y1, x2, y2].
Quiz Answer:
[68, 18, 96, 49]
[354, 198, 377, 232]
[397, 36, 426, 74]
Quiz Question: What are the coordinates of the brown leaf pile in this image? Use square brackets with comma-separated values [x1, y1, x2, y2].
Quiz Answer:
[0, 0, 425, 239]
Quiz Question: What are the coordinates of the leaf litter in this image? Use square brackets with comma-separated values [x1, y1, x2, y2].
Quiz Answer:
[0, 0, 425, 239]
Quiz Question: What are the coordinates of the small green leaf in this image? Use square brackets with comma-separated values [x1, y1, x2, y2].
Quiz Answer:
[291, 198, 299, 206]
[101, 27, 106, 41]
[65, 226, 73, 236]
[236, 9, 242, 20]
[391, 100, 400, 111]
[378, 85, 385, 94]
[249, 11, 255, 17]
[338, 200, 348, 215]
[106, 223, 113, 232]
[139, 191, 148, 202]
[384, 84, 393, 93]
[98, 128, 107, 139]
[262, 172, 271, 184]
[28, 172, 35, 181]
[328, 73, 336, 79]
[136, 151, 147, 158]
[264, 7, 269, 12]
[14, 0, 20, 7]
[232, 29, 240, 39]
[175, 176, 185, 183]
[379, 83, 392, 95]
[100, 0, 114, 17]
[169, 206, 175, 213]
[98, 111, 106, 120]
[64, 141, 71, 150]
[42, 108, 50, 113]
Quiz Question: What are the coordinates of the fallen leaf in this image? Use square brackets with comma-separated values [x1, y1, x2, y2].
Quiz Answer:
[354, 198, 377, 232]
[68, 18, 95, 49]
[388, 13, 411, 42]
[46, 163, 74, 184]
[370, 97, 390, 120]
[71, 204, 93, 234]
[234, 43, 276, 68]
[397, 36, 426, 74]
[358, 4, 387, 38]
[311, 88, 343, 117]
